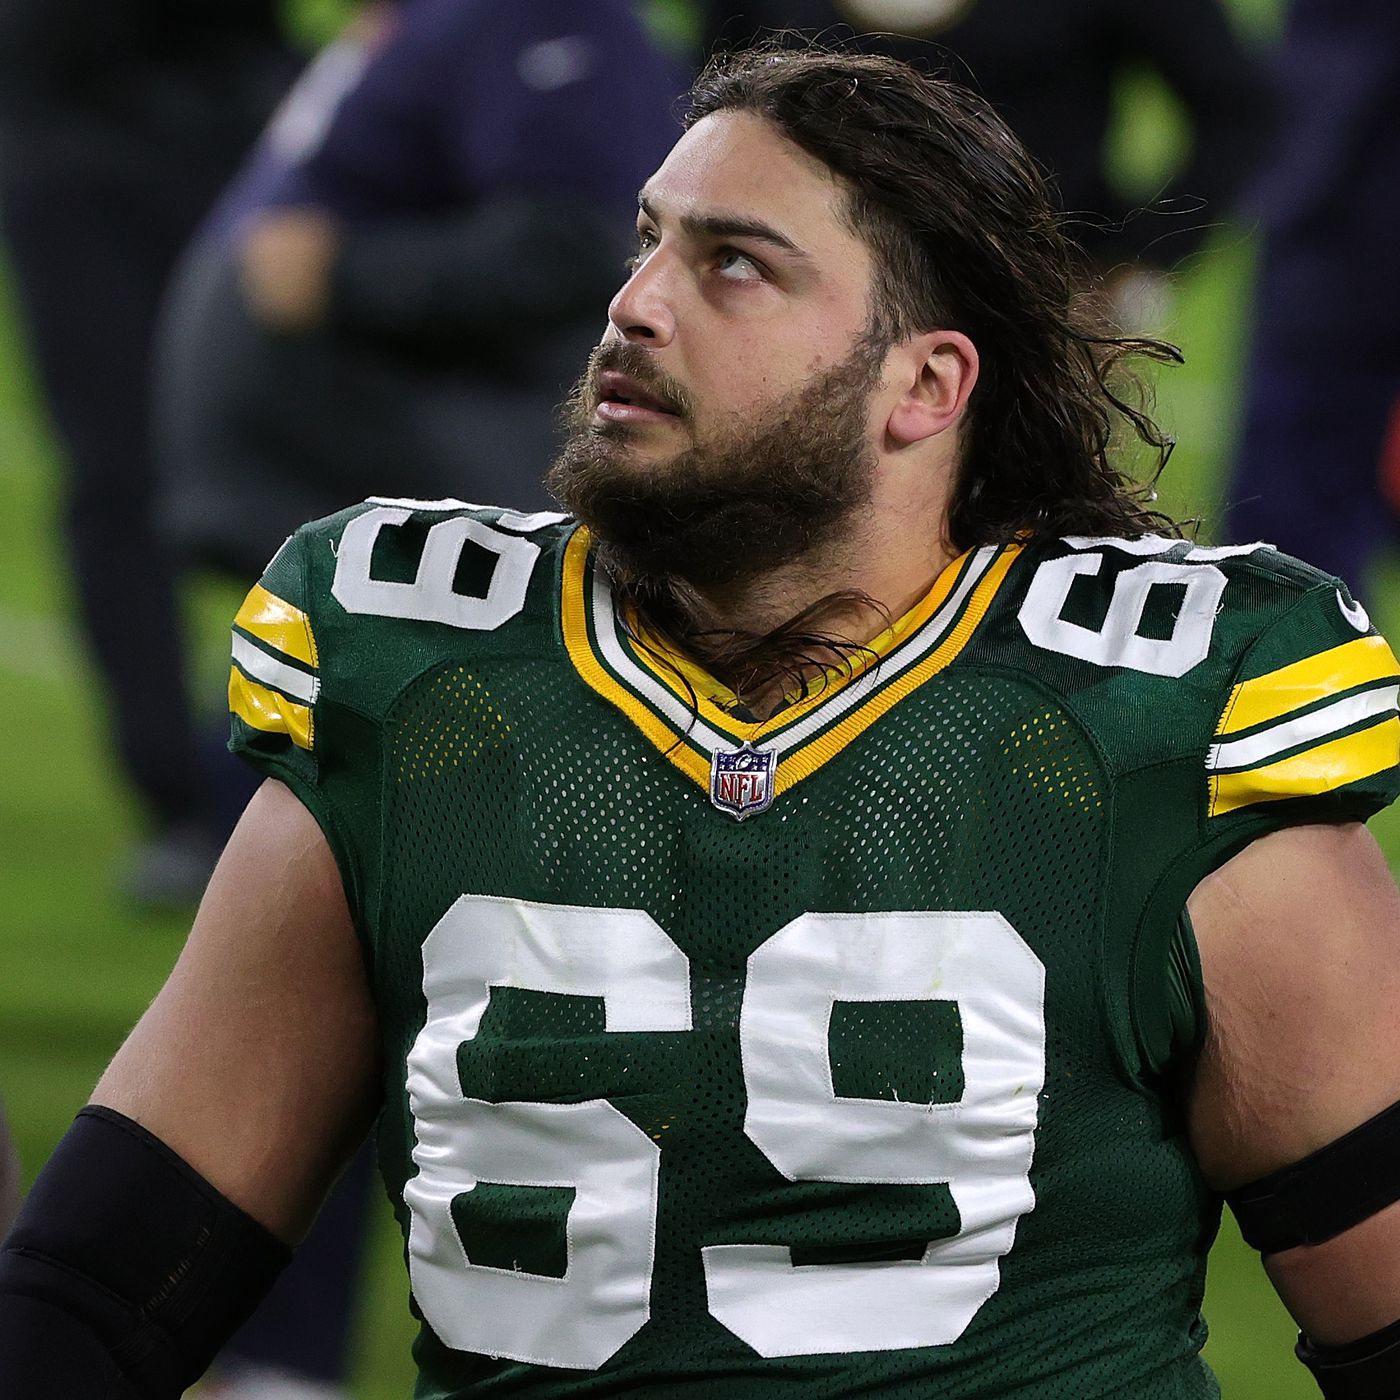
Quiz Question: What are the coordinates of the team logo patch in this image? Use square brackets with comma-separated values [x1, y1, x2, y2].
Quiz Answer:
[709, 744, 776, 820]
[1337, 588, 1371, 633]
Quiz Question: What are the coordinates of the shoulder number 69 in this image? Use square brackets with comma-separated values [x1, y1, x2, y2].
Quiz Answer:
[331, 504, 555, 631]
[1019, 541, 1228, 677]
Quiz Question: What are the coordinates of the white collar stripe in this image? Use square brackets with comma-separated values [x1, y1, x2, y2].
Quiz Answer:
[588, 565, 739, 752]
[759, 544, 998, 754]
[589, 544, 1000, 761]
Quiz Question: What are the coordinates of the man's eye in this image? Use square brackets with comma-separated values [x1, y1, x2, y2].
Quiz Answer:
[716, 248, 762, 281]
[625, 230, 658, 272]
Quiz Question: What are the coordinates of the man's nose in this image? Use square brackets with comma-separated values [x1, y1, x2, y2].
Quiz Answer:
[607, 253, 677, 346]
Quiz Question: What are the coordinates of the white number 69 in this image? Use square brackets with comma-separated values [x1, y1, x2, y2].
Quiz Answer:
[1018, 547, 1225, 677]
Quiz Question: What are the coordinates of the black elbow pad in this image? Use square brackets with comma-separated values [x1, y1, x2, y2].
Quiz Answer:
[0, 1106, 291, 1398]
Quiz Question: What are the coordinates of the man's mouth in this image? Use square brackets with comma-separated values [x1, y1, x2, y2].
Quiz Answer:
[594, 370, 681, 422]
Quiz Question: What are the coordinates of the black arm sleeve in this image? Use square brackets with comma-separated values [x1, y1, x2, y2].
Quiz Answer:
[0, 1107, 291, 1399]
[0, 1296, 142, 1398]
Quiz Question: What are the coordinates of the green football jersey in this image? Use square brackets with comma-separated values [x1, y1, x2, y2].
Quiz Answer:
[229, 498, 1400, 1398]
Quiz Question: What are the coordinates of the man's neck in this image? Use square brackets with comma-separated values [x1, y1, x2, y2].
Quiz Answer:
[702, 503, 956, 637]
[623, 513, 960, 721]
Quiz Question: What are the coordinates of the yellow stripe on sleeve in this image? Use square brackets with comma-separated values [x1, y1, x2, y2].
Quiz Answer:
[1210, 716, 1400, 816]
[1218, 635, 1399, 736]
[234, 584, 318, 669]
[229, 666, 314, 751]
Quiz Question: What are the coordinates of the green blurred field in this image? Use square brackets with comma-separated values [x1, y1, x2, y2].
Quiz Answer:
[4, 3, 1395, 1395]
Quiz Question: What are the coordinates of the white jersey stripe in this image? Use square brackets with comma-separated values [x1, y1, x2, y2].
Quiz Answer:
[1207, 684, 1399, 772]
[232, 632, 321, 705]
[590, 566, 736, 753]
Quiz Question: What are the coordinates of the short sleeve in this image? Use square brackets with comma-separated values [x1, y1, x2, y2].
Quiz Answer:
[1205, 580, 1400, 829]
[226, 527, 368, 917]
[228, 530, 321, 791]
[1131, 570, 1400, 1078]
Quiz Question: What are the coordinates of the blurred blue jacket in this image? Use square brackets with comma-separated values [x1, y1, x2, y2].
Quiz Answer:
[156, 0, 686, 575]
[1245, 0, 1400, 348]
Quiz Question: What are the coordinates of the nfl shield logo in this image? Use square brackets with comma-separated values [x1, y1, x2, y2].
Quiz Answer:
[709, 743, 776, 821]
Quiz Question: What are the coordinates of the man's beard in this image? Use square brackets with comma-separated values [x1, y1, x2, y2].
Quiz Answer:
[546, 334, 886, 595]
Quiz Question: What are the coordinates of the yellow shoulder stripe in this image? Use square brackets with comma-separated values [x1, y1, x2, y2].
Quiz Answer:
[1218, 635, 1399, 736]
[229, 667, 314, 751]
[1210, 715, 1400, 816]
[234, 584, 318, 669]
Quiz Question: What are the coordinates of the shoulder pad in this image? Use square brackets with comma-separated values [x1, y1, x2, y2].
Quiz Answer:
[228, 497, 572, 759]
[995, 536, 1400, 821]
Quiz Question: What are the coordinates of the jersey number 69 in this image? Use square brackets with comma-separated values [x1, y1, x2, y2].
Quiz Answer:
[403, 896, 1047, 1369]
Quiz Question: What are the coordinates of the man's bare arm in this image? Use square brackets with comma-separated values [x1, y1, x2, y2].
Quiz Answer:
[1188, 821, 1400, 1346]
[0, 780, 379, 1394]
[92, 777, 379, 1241]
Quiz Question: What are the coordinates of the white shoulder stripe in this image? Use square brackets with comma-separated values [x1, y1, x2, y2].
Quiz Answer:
[366, 495, 472, 510]
[1207, 684, 1399, 771]
[1062, 535, 1271, 560]
[232, 632, 321, 705]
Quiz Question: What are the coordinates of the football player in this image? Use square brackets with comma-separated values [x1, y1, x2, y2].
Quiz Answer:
[5, 45, 1400, 1399]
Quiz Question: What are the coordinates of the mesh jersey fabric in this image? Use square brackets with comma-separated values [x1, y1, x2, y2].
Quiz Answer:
[228, 500, 1400, 1399]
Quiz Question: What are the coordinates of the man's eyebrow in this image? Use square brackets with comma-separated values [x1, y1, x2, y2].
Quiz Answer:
[637, 194, 811, 259]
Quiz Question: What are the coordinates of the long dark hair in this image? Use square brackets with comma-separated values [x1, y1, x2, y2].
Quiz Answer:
[686, 45, 1183, 553]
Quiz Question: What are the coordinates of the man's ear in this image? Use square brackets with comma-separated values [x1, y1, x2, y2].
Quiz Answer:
[885, 330, 979, 447]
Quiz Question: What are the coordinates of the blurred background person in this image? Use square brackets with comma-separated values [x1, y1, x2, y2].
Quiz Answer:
[0, 0, 300, 906]
[1227, 0, 1400, 584]
[156, 0, 685, 585]
[702, 0, 1270, 331]
[150, 4, 687, 1395]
